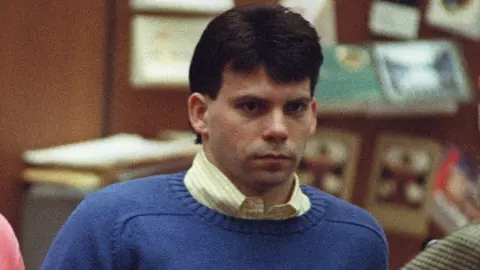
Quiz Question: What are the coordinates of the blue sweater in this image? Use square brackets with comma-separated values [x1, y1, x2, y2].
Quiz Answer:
[42, 172, 388, 269]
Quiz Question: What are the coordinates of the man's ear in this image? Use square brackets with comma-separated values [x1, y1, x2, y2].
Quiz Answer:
[188, 93, 210, 137]
[309, 98, 318, 135]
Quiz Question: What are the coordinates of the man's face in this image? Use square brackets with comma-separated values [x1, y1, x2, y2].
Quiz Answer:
[189, 66, 317, 192]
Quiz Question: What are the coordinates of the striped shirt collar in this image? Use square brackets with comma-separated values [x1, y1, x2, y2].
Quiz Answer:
[184, 149, 311, 220]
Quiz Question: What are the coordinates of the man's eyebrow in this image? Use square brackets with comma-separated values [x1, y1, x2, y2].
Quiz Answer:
[230, 95, 267, 103]
[229, 95, 312, 104]
[287, 97, 312, 103]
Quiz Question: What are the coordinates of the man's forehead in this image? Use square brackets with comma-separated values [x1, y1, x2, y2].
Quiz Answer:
[220, 69, 311, 100]
[224, 65, 309, 83]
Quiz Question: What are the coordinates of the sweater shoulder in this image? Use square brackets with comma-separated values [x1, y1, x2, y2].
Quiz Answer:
[303, 185, 387, 244]
[81, 172, 187, 218]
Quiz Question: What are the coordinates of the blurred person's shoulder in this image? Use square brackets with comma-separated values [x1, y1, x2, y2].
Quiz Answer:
[0, 213, 19, 246]
[402, 222, 480, 269]
[450, 221, 480, 241]
[0, 213, 25, 270]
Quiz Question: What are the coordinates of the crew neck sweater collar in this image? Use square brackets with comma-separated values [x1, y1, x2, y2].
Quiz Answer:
[168, 172, 328, 235]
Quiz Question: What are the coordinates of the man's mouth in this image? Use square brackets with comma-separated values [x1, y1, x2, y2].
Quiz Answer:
[254, 154, 294, 164]
[260, 154, 292, 159]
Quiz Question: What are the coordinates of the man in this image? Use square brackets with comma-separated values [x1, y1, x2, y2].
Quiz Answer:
[42, 5, 388, 269]
[0, 214, 25, 270]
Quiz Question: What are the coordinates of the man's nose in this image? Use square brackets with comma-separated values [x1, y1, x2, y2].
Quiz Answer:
[262, 110, 288, 142]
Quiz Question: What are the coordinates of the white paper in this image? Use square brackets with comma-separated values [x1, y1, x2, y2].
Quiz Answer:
[426, 0, 480, 39]
[369, 0, 421, 39]
[280, 0, 337, 45]
[23, 133, 201, 168]
[130, 0, 234, 13]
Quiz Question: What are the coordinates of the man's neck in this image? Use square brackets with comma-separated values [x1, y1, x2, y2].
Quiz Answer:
[233, 176, 295, 209]
[202, 147, 296, 208]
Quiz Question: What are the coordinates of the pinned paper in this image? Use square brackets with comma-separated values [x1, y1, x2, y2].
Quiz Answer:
[369, 0, 421, 39]
[426, 0, 480, 40]
[130, 0, 234, 13]
[280, 0, 338, 45]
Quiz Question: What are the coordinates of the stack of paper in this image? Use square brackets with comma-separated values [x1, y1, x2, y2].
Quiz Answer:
[22, 133, 201, 191]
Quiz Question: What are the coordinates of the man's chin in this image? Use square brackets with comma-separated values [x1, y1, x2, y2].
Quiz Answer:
[250, 171, 294, 188]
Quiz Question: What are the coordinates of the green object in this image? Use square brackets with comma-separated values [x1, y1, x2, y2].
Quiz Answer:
[315, 45, 383, 114]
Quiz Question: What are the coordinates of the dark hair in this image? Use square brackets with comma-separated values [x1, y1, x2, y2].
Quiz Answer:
[189, 4, 323, 143]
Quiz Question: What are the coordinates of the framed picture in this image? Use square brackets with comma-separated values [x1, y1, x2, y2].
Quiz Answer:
[130, 0, 234, 14]
[297, 128, 361, 202]
[365, 134, 442, 237]
[130, 15, 212, 88]
[372, 40, 472, 103]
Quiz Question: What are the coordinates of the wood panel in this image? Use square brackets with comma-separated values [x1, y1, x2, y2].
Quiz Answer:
[109, 0, 479, 269]
[0, 1, 105, 228]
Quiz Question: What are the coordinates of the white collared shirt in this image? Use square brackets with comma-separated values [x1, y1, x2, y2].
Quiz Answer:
[184, 149, 311, 220]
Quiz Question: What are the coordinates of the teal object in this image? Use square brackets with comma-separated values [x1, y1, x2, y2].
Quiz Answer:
[315, 45, 384, 114]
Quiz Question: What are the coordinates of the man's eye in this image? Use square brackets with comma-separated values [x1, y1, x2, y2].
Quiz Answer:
[239, 101, 263, 113]
[286, 102, 307, 113]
